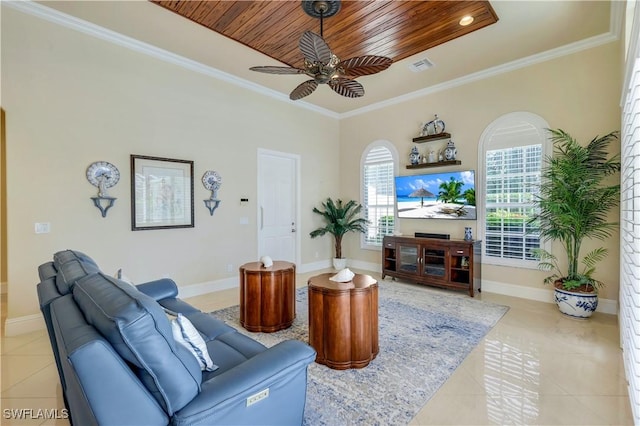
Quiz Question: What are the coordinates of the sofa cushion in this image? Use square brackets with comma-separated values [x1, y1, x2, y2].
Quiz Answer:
[56, 259, 100, 295]
[53, 249, 98, 268]
[72, 272, 201, 415]
[52, 250, 101, 294]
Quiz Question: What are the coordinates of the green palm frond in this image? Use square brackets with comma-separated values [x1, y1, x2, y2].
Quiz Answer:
[310, 198, 368, 259]
[529, 129, 620, 290]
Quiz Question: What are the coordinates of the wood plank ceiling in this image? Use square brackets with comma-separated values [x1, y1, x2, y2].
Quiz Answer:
[150, 1, 498, 69]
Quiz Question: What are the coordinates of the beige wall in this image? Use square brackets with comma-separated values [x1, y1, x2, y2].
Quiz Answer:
[340, 41, 623, 301]
[1, 5, 624, 326]
[1, 8, 340, 320]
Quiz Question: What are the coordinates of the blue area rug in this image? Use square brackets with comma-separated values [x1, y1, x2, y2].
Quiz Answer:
[210, 280, 508, 425]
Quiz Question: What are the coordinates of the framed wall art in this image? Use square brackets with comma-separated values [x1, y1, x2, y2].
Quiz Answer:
[131, 155, 194, 230]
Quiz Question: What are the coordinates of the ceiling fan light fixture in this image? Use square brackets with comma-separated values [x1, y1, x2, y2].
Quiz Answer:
[302, 0, 341, 19]
[459, 15, 474, 26]
[250, 0, 392, 101]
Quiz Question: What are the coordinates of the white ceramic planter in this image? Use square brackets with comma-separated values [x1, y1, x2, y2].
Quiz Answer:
[554, 287, 598, 319]
[332, 258, 347, 270]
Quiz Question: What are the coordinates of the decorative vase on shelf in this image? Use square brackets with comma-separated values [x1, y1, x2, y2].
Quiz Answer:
[410, 146, 420, 165]
[464, 227, 473, 241]
[444, 140, 457, 160]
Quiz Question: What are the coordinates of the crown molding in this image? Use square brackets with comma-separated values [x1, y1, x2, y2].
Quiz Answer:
[340, 31, 619, 119]
[341, 1, 623, 119]
[3, 0, 340, 119]
[5, 0, 621, 121]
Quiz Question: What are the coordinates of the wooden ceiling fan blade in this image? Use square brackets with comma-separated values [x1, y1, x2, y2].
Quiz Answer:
[290, 80, 318, 100]
[340, 55, 393, 78]
[250, 66, 306, 75]
[328, 78, 364, 98]
[299, 31, 332, 64]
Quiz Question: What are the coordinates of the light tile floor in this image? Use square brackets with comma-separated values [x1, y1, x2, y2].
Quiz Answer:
[1, 270, 634, 425]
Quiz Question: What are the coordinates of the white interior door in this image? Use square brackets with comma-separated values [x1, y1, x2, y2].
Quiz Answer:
[257, 149, 299, 263]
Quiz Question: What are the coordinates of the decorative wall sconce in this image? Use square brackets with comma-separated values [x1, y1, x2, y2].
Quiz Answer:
[86, 161, 120, 217]
[202, 170, 222, 216]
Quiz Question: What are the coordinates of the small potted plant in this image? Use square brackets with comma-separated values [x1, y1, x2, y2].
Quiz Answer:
[529, 129, 620, 319]
[309, 198, 368, 270]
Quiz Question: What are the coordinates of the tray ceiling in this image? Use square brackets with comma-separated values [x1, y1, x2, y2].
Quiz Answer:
[150, 1, 499, 69]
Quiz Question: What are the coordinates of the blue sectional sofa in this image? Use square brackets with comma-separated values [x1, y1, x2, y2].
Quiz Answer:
[36, 250, 316, 425]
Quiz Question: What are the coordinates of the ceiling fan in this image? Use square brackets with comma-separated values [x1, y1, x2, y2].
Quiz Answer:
[249, 0, 393, 101]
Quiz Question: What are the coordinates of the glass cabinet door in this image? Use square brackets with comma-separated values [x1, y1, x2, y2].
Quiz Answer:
[422, 247, 447, 279]
[398, 244, 419, 274]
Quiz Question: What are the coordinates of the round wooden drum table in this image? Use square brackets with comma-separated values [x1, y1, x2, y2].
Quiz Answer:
[307, 273, 379, 369]
[239, 261, 296, 332]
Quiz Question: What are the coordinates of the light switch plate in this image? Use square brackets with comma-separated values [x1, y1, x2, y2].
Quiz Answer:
[35, 223, 50, 234]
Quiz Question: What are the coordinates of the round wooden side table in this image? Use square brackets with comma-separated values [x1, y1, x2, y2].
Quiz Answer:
[239, 261, 296, 332]
[307, 272, 379, 369]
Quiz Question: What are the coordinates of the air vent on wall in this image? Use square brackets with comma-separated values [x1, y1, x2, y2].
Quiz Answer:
[408, 58, 434, 72]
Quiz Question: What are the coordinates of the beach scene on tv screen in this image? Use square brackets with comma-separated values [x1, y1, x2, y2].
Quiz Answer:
[395, 170, 476, 219]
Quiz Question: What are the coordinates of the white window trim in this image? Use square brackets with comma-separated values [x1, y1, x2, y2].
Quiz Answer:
[360, 140, 399, 251]
[477, 111, 552, 268]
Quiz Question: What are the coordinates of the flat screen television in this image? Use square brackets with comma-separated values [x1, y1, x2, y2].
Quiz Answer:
[395, 170, 476, 220]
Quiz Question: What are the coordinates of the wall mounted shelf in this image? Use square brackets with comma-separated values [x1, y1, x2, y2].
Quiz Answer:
[406, 160, 461, 169]
[412, 132, 451, 143]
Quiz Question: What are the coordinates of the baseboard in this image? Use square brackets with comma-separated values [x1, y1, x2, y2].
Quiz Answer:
[176, 276, 238, 299]
[4, 313, 45, 337]
[178, 260, 380, 298]
[178, 259, 342, 298]
[481, 279, 618, 315]
[297, 259, 332, 273]
[4, 262, 336, 335]
[346, 259, 380, 274]
[4, 263, 617, 336]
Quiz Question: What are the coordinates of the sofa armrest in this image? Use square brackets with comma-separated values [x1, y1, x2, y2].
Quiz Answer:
[173, 340, 316, 426]
[135, 278, 179, 301]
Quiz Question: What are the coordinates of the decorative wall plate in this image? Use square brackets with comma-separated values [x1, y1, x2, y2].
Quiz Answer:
[86, 161, 120, 188]
[202, 170, 222, 191]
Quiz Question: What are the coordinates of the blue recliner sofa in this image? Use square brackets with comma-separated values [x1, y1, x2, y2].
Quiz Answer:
[36, 250, 316, 425]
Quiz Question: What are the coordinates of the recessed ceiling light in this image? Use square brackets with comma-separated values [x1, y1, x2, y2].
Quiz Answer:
[459, 15, 474, 26]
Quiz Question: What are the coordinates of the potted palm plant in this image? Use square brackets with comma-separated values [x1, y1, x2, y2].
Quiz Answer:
[310, 198, 368, 270]
[530, 129, 620, 319]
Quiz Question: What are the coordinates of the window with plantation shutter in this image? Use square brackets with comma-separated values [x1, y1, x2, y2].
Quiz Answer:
[479, 113, 550, 268]
[620, 5, 640, 420]
[361, 141, 398, 248]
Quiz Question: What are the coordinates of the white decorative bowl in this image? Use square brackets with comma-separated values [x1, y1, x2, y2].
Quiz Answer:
[330, 268, 355, 283]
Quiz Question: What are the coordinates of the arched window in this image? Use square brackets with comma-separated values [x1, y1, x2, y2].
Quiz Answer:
[478, 112, 551, 268]
[361, 141, 398, 249]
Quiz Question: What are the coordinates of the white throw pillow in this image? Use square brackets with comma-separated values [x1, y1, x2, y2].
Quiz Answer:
[171, 314, 218, 372]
